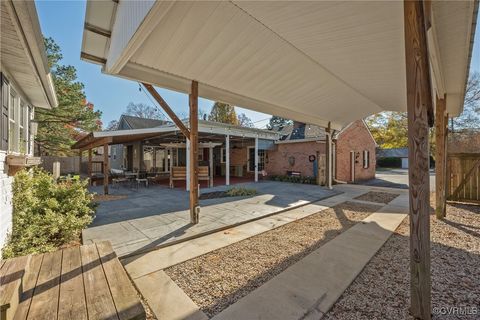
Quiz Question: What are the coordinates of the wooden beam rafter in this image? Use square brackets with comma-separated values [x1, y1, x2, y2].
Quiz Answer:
[141, 83, 191, 139]
[84, 23, 111, 38]
[80, 52, 107, 65]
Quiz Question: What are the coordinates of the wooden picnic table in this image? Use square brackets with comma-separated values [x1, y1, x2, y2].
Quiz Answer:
[1, 242, 145, 320]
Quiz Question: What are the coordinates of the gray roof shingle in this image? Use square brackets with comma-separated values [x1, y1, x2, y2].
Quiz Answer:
[377, 147, 408, 158]
[120, 115, 170, 129]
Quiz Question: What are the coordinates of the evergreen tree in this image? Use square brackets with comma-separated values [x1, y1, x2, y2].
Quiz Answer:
[208, 102, 238, 125]
[35, 37, 102, 155]
[267, 116, 292, 130]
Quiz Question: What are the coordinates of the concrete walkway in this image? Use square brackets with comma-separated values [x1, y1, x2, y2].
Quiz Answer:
[84, 181, 340, 257]
[212, 191, 408, 320]
[122, 184, 407, 320]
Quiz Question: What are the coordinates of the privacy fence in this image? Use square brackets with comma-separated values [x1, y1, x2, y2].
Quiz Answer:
[447, 153, 480, 203]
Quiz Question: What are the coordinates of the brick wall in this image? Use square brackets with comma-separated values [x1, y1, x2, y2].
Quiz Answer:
[0, 151, 13, 257]
[265, 141, 325, 177]
[230, 146, 250, 167]
[335, 120, 376, 182]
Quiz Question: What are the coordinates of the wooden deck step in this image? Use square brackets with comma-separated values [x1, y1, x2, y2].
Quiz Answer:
[11, 242, 145, 320]
[0, 255, 30, 320]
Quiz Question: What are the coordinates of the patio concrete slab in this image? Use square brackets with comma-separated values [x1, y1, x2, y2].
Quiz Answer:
[84, 181, 341, 257]
[122, 185, 396, 279]
[212, 190, 408, 320]
[133, 270, 208, 320]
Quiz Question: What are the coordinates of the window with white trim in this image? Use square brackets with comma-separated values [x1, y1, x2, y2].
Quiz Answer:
[363, 150, 370, 169]
[8, 89, 18, 152]
[220, 148, 227, 163]
[248, 147, 265, 172]
[19, 100, 27, 154]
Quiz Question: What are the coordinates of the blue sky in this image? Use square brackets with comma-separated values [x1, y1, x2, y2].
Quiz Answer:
[36, 1, 479, 128]
[35, 0, 272, 128]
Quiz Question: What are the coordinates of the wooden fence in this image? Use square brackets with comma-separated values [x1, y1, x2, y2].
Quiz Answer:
[447, 153, 480, 203]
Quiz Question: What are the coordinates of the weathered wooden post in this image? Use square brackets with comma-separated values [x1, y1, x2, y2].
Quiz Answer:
[88, 148, 92, 186]
[435, 96, 447, 219]
[53, 161, 61, 180]
[404, 0, 433, 318]
[103, 143, 109, 195]
[189, 80, 199, 224]
[325, 122, 332, 189]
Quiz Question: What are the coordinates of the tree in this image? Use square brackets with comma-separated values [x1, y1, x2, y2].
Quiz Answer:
[104, 120, 119, 131]
[125, 102, 164, 119]
[450, 72, 480, 132]
[237, 113, 254, 128]
[208, 102, 238, 125]
[267, 116, 292, 130]
[35, 37, 102, 156]
[365, 112, 408, 149]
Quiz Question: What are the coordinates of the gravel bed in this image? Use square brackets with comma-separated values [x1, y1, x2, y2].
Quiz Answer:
[324, 199, 480, 320]
[354, 191, 399, 204]
[165, 201, 381, 317]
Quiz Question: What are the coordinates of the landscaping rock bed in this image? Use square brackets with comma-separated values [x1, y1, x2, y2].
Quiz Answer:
[324, 200, 480, 320]
[165, 201, 382, 317]
[354, 191, 399, 204]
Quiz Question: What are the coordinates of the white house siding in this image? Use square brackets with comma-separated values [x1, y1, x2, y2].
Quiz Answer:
[0, 151, 13, 256]
[106, 0, 155, 71]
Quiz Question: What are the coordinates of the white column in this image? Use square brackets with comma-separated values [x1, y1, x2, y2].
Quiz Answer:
[186, 139, 190, 191]
[254, 137, 259, 182]
[209, 146, 214, 187]
[225, 134, 230, 186]
[327, 133, 333, 189]
[332, 142, 336, 182]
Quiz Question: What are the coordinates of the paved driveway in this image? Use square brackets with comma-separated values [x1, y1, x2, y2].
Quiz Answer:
[83, 181, 340, 257]
[361, 168, 435, 190]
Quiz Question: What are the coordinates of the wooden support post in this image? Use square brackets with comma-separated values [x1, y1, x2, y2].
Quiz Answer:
[225, 134, 230, 186]
[103, 143, 109, 195]
[404, 1, 432, 318]
[326, 122, 332, 189]
[88, 148, 92, 186]
[435, 96, 447, 219]
[189, 81, 199, 224]
[209, 146, 214, 187]
[254, 137, 259, 182]
[315, 151, 321, 185]
[186, 140, 190, 192]
[79, 150, 82, 175]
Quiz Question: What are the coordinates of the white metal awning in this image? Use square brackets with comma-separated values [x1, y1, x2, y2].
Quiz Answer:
[81, 1, 477, 130]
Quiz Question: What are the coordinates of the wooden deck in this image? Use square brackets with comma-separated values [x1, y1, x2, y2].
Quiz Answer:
[1, 242, 145, 320]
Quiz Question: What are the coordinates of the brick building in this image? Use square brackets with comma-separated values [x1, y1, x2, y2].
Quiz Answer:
[265, 120, 376, 183]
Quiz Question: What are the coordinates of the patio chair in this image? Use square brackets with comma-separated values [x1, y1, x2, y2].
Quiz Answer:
[136, 171, 149, 189]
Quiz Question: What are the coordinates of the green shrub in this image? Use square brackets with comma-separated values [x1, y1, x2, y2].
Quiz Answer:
[2, 168, 95, 258]
[377, 157, 402, 168]
[225, 187, 257, 197]
[268, 175, 316, 185]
